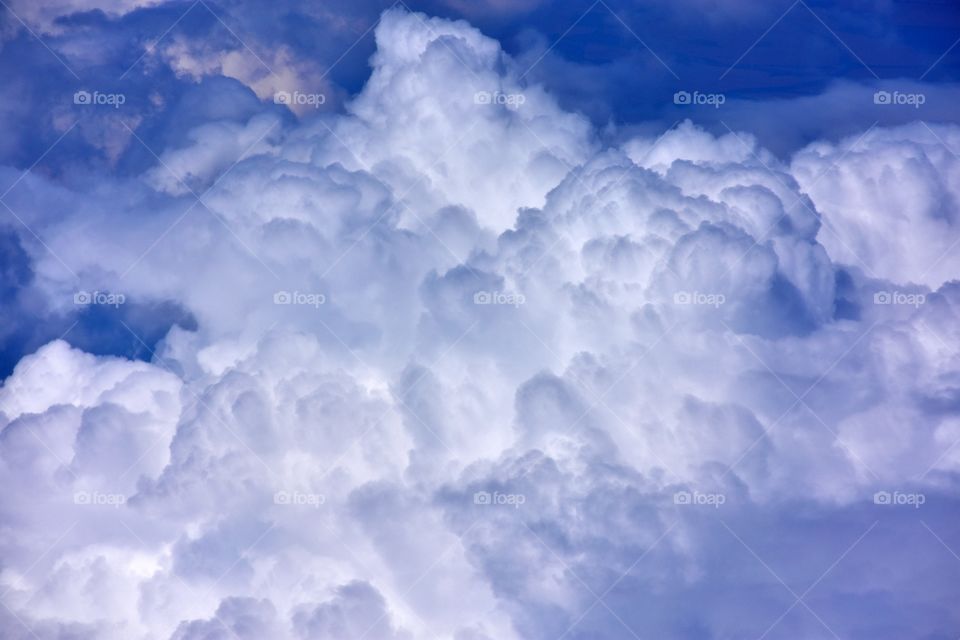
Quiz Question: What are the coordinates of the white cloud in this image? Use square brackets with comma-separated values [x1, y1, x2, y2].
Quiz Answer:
[2, 7, 960, 640]
[792, 121, 960, 289]
[5, 0, 164, 34]
[159, 38, 337, 116]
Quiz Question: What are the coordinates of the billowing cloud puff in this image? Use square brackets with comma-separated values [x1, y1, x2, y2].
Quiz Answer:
[1, 7, 959, 640]
[793, 122, 960, 289]
[157, 38, 336, 116]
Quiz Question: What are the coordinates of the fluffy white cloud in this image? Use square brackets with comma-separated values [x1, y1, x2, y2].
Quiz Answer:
[792, 122, 960, 289]
[158, 38, 337, 116]
[2, 7, 959, 640]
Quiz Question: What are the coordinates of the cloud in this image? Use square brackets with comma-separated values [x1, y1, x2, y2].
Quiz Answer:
[792, 121, 960, 289]
[1, 6, 959, 640]
[158, 37, 338, 116]
[4, 0, 165, 34]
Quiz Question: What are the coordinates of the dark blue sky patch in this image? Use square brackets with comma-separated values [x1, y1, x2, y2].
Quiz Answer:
[0, 226, 198, 381]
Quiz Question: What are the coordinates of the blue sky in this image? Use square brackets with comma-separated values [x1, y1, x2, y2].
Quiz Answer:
[1, 1, 959, 639]
[3, 0, 959, 167]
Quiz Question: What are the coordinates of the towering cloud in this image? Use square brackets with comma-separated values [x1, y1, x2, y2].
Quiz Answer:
[0, 7, 958, 640]
[792, 122, 960, 289]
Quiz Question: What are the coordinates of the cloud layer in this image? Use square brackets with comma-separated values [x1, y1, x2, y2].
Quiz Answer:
[1, 7, 959, 640]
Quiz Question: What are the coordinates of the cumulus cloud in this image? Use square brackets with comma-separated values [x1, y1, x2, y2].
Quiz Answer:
[158, 37, 337, 116]
[1, 6, 959, 640]
[793, 121, 960, 289]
